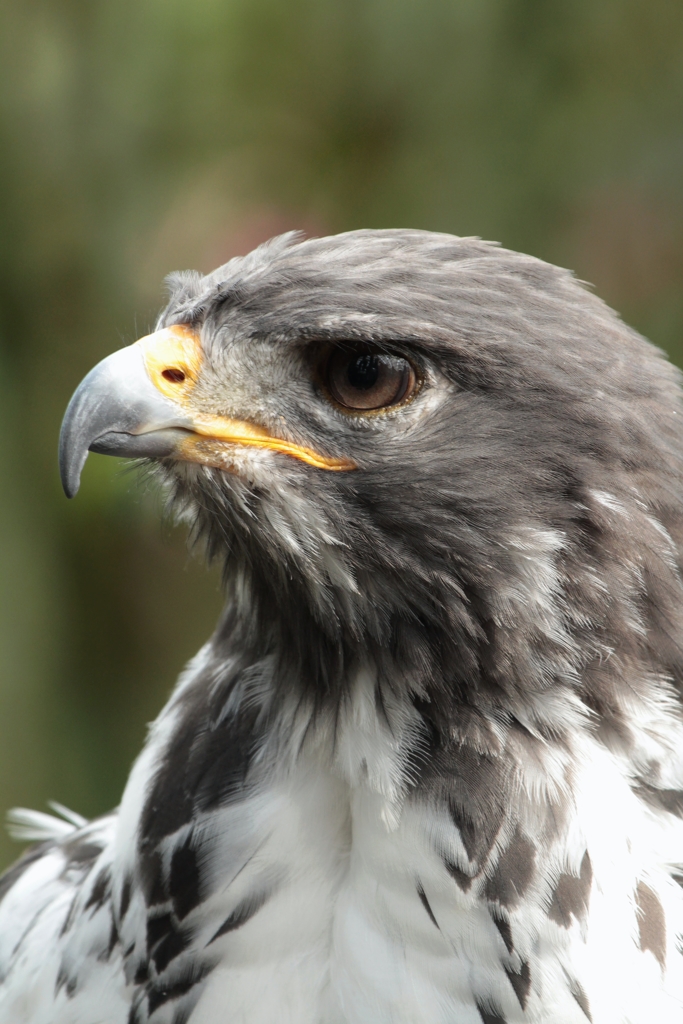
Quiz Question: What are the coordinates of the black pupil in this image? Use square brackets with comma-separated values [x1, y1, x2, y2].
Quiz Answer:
[347, 354, 379, 390]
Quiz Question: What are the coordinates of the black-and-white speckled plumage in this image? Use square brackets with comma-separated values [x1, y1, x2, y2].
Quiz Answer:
[4, 229, 683, 1022]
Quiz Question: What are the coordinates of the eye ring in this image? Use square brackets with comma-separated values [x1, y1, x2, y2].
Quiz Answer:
[319, 344, 421, 414]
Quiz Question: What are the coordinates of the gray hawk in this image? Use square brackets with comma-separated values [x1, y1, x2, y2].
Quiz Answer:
[2, 229, 683, 1023]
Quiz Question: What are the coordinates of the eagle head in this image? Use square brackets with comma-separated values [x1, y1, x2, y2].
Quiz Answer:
[59, 229, 683, 751]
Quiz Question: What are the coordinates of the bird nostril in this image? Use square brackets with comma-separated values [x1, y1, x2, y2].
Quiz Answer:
[161, 367, 186, 383]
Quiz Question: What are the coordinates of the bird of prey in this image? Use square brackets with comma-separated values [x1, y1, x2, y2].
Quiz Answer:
[2, 229, 683, 1024]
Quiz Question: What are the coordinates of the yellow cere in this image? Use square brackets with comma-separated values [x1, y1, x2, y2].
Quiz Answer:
[136, 325, 356, 472]
[137, 324, 203, 404]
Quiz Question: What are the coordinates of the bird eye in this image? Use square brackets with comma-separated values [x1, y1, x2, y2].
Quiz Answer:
[324, 347, 417, 411]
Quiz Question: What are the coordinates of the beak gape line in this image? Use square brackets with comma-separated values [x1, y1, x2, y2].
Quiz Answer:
[59, 325, 356, 498]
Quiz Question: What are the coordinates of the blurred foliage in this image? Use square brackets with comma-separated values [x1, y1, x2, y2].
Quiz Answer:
[0, 0, 682, 869]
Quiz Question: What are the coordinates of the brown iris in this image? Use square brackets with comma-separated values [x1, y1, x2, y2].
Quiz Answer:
[324, 347, 418, 411]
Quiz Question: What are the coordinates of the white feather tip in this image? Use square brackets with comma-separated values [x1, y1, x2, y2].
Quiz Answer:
[6, 803, 87, 843]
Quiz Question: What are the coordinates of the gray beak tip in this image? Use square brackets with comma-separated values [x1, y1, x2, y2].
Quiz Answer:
[60, 470, 81, 500]
[58, 344, 191, 498]
[58, 421, 85, 498]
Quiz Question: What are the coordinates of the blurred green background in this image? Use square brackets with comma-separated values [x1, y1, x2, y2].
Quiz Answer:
[1, 0, 683, 869]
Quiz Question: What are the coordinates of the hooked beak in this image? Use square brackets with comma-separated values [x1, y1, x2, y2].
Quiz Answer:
[59, 325, 355, 498]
